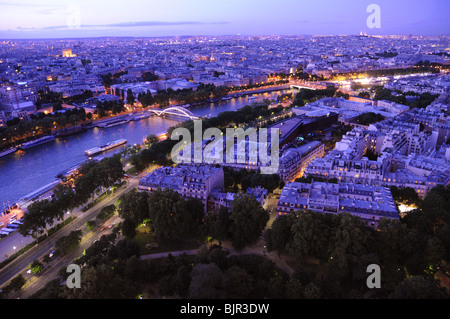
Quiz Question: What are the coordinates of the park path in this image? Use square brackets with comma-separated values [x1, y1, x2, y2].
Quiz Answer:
[140, 238, 295, 276]
[140, 249, 198, 260]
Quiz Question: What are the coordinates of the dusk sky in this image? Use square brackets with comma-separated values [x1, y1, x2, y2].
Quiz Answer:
[0, 0, 449, 39]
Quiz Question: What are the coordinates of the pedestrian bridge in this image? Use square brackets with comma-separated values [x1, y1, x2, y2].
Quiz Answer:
[290, 84, 317, 90]
[149, 106, 200, 120]
[289, 80, 328, 91]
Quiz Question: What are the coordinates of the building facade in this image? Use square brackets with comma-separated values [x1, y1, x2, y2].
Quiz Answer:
[138, 164, 268, 213]
[276, 181, 399, 228]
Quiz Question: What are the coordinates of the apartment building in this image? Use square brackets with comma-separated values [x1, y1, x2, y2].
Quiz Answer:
[276, 181, 398, 228]
[138, 164, 268, 213]
[278, 141, 325, 182]
[138, 164, 224, 213]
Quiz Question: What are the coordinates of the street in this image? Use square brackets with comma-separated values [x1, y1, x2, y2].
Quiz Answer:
[1, 169, 280, 298]
[0, 171, 146, 295]
[16, 213, 123, 299]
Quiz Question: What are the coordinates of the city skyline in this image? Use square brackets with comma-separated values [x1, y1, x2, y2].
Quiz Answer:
[0, 0, 449, 302]
[0, 0, 449, 39]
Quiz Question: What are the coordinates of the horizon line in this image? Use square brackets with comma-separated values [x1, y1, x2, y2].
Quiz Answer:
[1, 33, 449, 41]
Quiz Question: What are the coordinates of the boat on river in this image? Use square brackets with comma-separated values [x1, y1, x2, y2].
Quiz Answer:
[0, 147, 17, 158]
[85, 139, 127, 156]
[19, 136, 55, 150]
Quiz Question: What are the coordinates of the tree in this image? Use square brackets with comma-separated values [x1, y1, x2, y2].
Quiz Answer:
[205, 245, 229, 269]
[229, 193, 269, 251]
[76, 233, 117, 267]
[53, 183, 77, 219]
[121, 217, 137, 239]
[250, 173, 281, 193]
[426, 236, 446, 264]
[377, 218, 430, 276]
[118, 189, 150, 225]
[291, 93, 305, 107]
[123, 255, 148, 282]
[291, 86, 336, 107]
[85, 220, 96, 231]
[173, 264, 192, 297]
[142, 72, 159, 82]
[206, 206, 231, 244]
[18, 199, 62, 238]
[109, 239, 140, 261]
[419, 185, 450, 224]
[328, 213, 374, 270]
[54, 230, 82, 256]
[286, 277, 320, 299]
[188, 263, 224, 299]
[223, 266, 254, 298]
[138, 91, 154, 107]
[147, 188, 203, 241]
[126, 89, 135, 106]
[158, 261, 193, 298]
[374, 88, 407, 105]
[96, 204, 116, 221]
[377, 218, 419, 266]
[95, 154, 124, 189]
[265, 215, 293, 254]
[354, 112, 385, 126]
[18, 202, 47, 238]
[357, 91, 370, 99]
[61, 264, 139, 299]
[351, 253, 380, 283]
[131, 139, 176, 171]
[433, 225, 450, 262]
[287, 211, 335, 263]
[30, 260, 44, 275]
[4, 275, 26, 294]
[389, 276, 449, 299]
[146, 134, 158, 145]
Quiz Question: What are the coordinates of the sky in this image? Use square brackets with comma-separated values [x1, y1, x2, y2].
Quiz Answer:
[0, 0, 448, 39]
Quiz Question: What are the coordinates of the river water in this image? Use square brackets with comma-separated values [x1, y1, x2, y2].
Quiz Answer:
[0, 90, 289, 207]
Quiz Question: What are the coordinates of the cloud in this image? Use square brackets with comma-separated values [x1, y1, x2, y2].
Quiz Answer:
[0, 1, 65, 17]
[34, 8, 61, 15]
[408, 20, 427, 26]
[0, 1, 32, 6]
[105, 21, 228, 28]
[13, 20, 229, 32]
[0, 1, 59, 8]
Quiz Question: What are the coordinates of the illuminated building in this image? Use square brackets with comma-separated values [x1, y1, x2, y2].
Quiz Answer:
[62, 49, 76, 57]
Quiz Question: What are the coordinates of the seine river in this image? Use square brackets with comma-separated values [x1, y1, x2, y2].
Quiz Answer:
[0, 90, 289, 207]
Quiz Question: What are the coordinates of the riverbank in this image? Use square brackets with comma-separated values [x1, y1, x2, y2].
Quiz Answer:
[1, 84, 292, 153]
[0, 87, 290, 208]
[226, 84, 291, 97]
[0, 86, 293, 266]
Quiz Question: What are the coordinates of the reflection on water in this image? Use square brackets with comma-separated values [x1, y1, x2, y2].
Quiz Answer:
[0, 90, 288, 205]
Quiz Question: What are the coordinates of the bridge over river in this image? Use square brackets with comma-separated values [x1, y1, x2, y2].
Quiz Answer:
[148, 106, 201, 120]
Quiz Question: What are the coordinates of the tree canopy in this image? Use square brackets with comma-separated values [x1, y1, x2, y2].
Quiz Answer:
[229, 193, 269, 251]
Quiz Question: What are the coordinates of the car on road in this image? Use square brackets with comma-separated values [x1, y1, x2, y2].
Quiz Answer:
[107, 223, 115, 229]
[100, 226, 106, 231]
